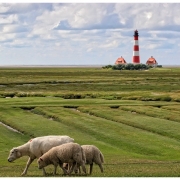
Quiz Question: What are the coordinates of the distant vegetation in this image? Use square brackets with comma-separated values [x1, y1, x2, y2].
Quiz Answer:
[102, 63, 162, 70]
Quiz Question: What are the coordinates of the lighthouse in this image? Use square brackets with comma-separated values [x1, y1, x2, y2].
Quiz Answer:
[132, 30, 140, 64]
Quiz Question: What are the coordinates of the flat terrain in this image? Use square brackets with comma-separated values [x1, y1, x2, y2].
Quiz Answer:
[0, 67, 180, 177]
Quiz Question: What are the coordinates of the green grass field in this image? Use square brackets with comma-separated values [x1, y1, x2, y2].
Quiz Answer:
[0, 67, 180, 177]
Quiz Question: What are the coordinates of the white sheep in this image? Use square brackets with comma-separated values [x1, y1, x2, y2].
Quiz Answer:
[7, 135, 74, 176]
[64, 145, 104, 175]
[37, 142, 86, 176]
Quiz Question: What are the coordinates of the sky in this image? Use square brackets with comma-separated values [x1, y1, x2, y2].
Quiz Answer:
[0, 1, 180, 66]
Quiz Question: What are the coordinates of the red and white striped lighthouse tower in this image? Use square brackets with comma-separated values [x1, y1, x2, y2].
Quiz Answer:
[132, 30, 140, 64]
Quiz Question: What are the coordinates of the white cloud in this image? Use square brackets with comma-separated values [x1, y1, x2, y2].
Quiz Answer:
[36, 3, 112, 30]
[0, 14, 18, 24]
[0, 3, 10, 13]
[2, 24, 28, 33]
[145, 12, 152, 20]
[146, 43, 161, 50]
[0, 33, 16, 42]
[99, 40, 119, 49]
[114, 3, 180, 30]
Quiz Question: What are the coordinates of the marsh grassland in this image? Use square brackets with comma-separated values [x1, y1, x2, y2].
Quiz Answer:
[0, 67, 180, 177]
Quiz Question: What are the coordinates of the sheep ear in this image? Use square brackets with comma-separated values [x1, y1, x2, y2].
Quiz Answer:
[14, 149, 21, 157]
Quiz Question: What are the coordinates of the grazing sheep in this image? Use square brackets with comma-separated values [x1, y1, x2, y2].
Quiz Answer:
[82, 145, 104, 174]
[7, 135, 74, 176]
[37, 142, 86, 176]
[64, 145, 104, 175]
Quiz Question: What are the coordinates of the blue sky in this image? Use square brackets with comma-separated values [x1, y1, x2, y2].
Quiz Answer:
[0, 2, 180, 65]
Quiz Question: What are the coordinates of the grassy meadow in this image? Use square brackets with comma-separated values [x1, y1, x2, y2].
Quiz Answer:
[0, 66, 180, 177]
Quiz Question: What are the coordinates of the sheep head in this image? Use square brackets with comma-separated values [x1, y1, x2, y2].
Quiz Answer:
[37, 157, 46, 169]
[8, 148, 22, 162]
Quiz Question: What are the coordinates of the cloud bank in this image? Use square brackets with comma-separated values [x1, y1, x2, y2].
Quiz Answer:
[0, 3, 180, 65]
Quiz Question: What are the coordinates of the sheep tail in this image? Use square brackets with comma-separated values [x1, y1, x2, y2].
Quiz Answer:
[100, 152, 104, 163]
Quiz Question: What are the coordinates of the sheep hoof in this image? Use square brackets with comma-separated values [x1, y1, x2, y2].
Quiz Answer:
[21, 172, 26, 176]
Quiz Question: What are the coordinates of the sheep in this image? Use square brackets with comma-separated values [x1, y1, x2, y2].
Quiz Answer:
[74, 145, 104, 174]
[64, 145, 104, 175]
[37, 142, 86, 176]
[7, 135, 74, 176]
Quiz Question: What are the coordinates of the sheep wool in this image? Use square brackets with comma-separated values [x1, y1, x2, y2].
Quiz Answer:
[67, 145, 105, 175]
[81, 145, 104, 174]
[37, 142, 86, 175]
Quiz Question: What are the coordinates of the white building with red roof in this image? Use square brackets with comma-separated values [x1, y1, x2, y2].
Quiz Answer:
[115, 56, 127, 65]
[146, 56, 158, 66]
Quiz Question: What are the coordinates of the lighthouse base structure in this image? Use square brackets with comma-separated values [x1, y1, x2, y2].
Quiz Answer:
[132, 56, 140, 64]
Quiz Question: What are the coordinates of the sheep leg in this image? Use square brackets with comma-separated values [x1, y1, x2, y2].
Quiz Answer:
[89, 163, 93, 175]
[21, 157, 34, 176]
[53, 164, 58, 175]
[42, 168, 47, 176]
[59, 163, 68, 175]
[76, 163, 81, 174]
[70, 162, 79, 174]
[73, 162, 79, 174]
[79, 166, 81, 174]
[62, 163, 69, 171]
[75, 161, 86, 174]
[66, 162, 73, 173]
[78, 165, 81, 174]
[68, 162, 76, 175]
[80, 162, 86, 174]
